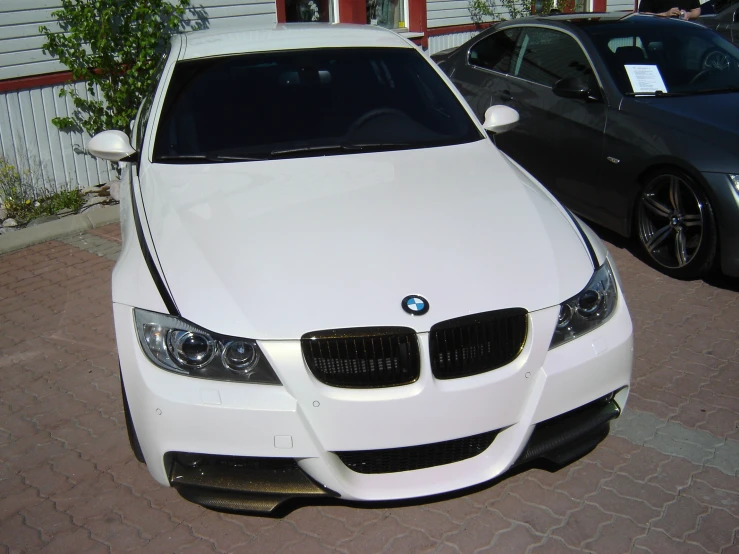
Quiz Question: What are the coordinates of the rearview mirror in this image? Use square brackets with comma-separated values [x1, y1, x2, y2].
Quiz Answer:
[482, 105, 519, 135]
[88, 130, 137, 162]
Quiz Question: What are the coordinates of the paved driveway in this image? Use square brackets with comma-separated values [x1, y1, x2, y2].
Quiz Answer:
[1, 224, 738, 553]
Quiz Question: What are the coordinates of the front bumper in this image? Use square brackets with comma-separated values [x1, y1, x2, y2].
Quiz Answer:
[115, 275, 633, 511]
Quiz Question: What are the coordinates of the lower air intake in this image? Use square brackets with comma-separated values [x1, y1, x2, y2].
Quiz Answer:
[335, 429, 500, 474]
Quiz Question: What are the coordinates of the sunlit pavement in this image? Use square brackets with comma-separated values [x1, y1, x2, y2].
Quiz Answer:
[1, 223, 737, 553]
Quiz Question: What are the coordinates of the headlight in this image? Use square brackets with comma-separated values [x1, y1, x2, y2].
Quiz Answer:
[730, 174, 739, 193]
[133, 308, 281, 384]
[549, 261, 618, 349]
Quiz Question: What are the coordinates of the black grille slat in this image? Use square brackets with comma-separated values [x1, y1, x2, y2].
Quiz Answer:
[430, 308, 528, 380]
[302, 327, 420, 388]
[336, 429, 500, 474]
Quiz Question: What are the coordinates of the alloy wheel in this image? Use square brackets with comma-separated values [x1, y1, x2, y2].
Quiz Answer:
[638, 174, 705, 270]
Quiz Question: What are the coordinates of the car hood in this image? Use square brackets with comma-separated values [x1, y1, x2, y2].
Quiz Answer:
[140, 140, 595, 339]
[625, 94, 739, 160]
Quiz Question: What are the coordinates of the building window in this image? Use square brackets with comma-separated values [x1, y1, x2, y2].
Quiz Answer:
[366, 0, 406, 28]
[285, 0, 336, 21]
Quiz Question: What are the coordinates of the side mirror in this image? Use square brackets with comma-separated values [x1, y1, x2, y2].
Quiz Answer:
[88, 130, 137, 162]
[552, 76, 594, 100]
[482, 105, 519, 135]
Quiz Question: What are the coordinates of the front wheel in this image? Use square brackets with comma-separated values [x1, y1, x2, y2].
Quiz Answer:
[636, 169, 717, 279]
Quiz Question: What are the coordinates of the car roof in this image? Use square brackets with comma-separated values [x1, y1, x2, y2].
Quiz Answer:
[495, 12, 704, 34]
[177, 23, 415, 60]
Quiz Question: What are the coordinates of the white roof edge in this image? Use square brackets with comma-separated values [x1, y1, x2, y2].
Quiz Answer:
[178, 23, 415, 60]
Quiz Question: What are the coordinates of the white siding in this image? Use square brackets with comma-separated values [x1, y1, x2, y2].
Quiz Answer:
[427, 30, 479, 55]
[607, 0, 636, 9]
[427, 0, 476, 28]
[0, 82, 116, 190]
[0, 0, 277, 80]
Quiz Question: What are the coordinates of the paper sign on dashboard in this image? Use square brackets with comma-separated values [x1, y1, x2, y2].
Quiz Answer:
[625, 65, 668, 94]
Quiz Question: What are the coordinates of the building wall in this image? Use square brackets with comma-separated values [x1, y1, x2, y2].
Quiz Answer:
[427, 30, 479, 54]
[0, 0, 278, 189]
[606, 0, 636, 10]
[0, 81, 117, 191]
[427, 0, 476, 28]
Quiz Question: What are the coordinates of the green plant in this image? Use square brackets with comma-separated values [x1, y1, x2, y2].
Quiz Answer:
[0, 159, 84, 224]
[40, 0, 203, 135]
[469, 0, 555, 23]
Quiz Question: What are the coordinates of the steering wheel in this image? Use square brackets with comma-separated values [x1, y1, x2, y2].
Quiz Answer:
[689, 68, 715, 84]
[348, 108, 408, 135]
[701, 49, 732, 71]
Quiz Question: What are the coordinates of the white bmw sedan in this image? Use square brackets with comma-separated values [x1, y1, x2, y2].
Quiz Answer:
[89, 23, 633, 514]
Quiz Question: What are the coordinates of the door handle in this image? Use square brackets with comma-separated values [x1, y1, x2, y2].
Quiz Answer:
[499, 90, 513, 101]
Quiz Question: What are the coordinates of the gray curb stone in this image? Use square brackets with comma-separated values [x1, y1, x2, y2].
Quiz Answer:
[0, 205, 120, 256]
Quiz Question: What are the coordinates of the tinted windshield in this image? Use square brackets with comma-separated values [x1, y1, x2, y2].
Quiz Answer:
[153, 47, 482, 163]
[584, 20, 739, 95]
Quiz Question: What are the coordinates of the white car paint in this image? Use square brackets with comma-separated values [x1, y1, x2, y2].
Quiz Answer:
[100, 23, 633, 506]
[135, 140, 594, 339]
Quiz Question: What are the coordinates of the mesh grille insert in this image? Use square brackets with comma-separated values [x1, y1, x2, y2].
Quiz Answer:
[302, 327, 420, 388]
[430, 308, 528, 380]
[336, 429, 500, 474]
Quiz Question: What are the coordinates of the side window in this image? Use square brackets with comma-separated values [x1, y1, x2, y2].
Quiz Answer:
[468, 29, 521, 74]
[133, 54, 168, 151]
[511, 28, 595, 88]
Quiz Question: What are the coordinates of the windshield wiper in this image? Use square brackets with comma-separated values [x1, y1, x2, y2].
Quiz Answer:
[625, 91, 688, 97]
[687, 86, 739, 95]
[155, 154, 267, 163]
[270, 143, 413, 158]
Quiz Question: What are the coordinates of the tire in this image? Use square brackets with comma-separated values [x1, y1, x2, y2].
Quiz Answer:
[120, 368, 146, 464]
[636, 168, 717, 280]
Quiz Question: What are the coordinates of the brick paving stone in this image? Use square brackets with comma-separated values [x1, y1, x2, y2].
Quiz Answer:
[128, 523, 200, 554]
[423, 497, 484, 524]
[487, 491, 563, 534]
[0, 513, 48, 551]
[229, 520, 307, 553]
[682, 479, 739, 518]
[651, 496, 710, 540]
[385, 507, 462, 542]
[185, 511, 254, 552]
[581, 514, 645, 553]
[529, 537, 584, 554]
[601, 473, 675, 510]
[19, 499, 77, 542]
[442, 511, 514, 552]
[84, 512, 149, 552]
[551, 504, 614, 549]
[36, 526, 109, 553]
[587, 488, 662, 527]
[554, 461, 612, 501]
[634, 528, 712, 554]
[480, 523, 541, 553]
[612, 445, 672, 483]
[646, 456, 700, 494]
[505, 479, 581, 517]
[177, 539, 219, 553]
[686, 509, 739, 552]
[287, 506, 359, 547]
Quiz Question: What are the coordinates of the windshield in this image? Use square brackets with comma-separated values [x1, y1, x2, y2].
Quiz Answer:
[152, 47, 482, 163]
[584, 20, 739, 96]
